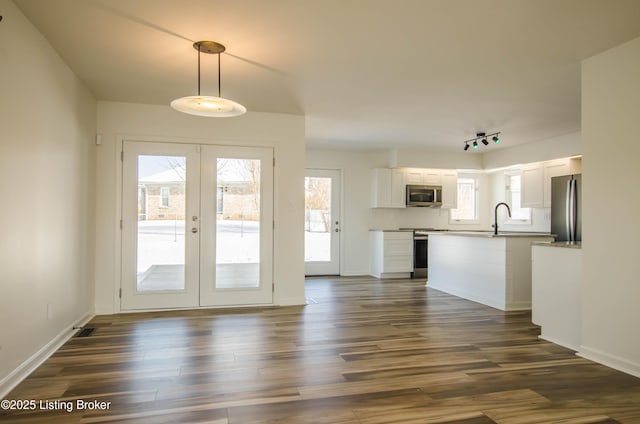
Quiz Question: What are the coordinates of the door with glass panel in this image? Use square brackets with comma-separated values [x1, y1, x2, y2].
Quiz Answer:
[304, 169, 341, 275]
[199, 145, 273, 306]
[121, 141, 273, 310]
[121, 142, 200, 309]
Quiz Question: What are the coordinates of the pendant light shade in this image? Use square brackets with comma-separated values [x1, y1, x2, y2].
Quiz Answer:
[170, 96, 246, 117]
[171, 41, 246, 117]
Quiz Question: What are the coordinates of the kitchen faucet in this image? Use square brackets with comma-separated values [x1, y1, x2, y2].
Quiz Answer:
[493, 202, 511, 235]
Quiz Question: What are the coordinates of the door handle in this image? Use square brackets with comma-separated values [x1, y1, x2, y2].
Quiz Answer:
[191, 227, 198, 234]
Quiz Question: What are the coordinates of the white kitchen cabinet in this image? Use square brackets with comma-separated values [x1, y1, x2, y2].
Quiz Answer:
[371, 168, 391, 208]
[390, 169, 405, 208]
[405, 168, 442, 185]
[543, 159, 571, 207]
[520, 163, 544, 208]
[371, 168, 405, 208]
[440, 170, 458, 209]
[532, 244, 582, 351]
[423, 170, 442, 185]
[369, 231, 413, 279]
[405, 168, 425, 185]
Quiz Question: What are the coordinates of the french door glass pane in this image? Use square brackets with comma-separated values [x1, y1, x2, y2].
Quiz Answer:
[216, 158, 260, 288]
[136, 155, 186, 291]
[304, 176, 331, 262]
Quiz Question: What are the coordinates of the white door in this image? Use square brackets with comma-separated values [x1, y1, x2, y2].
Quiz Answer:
[121, 142, 201, 310]
[304, 169, 341, 275]
[199, 145, 274, 306]
[121, 141, 273, 310]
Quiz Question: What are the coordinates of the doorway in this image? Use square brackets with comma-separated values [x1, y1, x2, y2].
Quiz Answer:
[304, 169, 341, 275]
[121, 141, 273, 310]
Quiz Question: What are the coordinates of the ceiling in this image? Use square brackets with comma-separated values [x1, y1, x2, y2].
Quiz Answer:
[13, 0, 640, 152]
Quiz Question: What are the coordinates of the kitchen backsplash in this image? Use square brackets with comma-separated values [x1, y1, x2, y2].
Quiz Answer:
[369, 206, 552, 233]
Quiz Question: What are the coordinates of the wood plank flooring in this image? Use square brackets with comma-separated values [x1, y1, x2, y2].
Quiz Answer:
[3, 277, 640, 423]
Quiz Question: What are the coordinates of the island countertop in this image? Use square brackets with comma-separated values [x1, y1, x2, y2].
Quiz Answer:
[532, 241, 581, 249]
[427, 231, 555, 238]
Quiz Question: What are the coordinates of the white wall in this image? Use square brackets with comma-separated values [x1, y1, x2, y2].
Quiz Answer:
[95, 102, 305, 313]
[581, 36, 640, 376]
[0, 0, 96, 392]
[392, 148, 484, 170]
[482, 131, 581, 170]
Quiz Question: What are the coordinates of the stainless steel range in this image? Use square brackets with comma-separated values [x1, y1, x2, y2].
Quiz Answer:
[400, 228, 448, 279]
[413, 231, 428, 278]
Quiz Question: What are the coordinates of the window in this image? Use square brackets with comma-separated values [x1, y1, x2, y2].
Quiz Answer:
[160, 187, 170, 207]
[506, 175, 531, 222]
[450, 176, 478, 223]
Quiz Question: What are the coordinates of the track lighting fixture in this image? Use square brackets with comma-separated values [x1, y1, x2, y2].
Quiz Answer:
[462, 132, 501, 151]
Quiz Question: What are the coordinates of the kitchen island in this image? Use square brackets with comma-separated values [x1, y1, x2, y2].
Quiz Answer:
[427, 232, 554, 311]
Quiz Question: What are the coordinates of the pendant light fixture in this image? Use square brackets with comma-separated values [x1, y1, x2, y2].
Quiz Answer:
[171, 41, 246, 117]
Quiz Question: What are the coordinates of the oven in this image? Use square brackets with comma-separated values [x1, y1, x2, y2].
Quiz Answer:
[413, 232, 428, 279]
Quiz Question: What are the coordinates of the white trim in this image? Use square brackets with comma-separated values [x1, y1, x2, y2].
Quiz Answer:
[578, 345, 640, 378]
[277, 296, 307, 306]
[0, 313, 94, 399]
[538, 335, 580, 352]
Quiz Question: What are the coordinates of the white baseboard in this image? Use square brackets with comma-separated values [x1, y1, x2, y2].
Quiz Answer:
[277, 296, 306, 306]
[0, 312, 95, 399]
[538, 335, 580, 352]
[578, 345, 640, 378]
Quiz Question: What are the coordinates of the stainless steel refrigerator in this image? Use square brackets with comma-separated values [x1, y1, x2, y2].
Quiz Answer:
[551, 174, 582, 242]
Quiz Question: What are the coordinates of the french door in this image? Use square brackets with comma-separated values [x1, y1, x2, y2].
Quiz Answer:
[121, 141, 273, 310]
[304, 169, 341, 275]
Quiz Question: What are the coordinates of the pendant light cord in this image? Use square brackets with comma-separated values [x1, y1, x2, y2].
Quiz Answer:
[218, 53, 221, 98]
[197, 46, 201, 96]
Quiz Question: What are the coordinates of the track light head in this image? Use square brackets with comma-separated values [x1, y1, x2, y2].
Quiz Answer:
[493, 135, 500, 143]
[464, 143, 469, 151]
[473, 141, 478, 149]
[482, 138, 488, 145]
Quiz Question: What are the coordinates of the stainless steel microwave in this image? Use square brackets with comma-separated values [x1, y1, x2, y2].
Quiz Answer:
[406, 185, 442, 207]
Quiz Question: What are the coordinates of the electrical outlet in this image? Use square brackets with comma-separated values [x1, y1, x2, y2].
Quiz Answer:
[47, 303, 54, 320]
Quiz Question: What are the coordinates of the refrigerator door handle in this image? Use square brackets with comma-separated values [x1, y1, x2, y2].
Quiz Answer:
[569, 178, 577, 242]
[565, 179, 572, 241]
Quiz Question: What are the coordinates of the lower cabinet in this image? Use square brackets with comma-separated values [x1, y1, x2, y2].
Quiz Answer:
[369, 231, 413, 279]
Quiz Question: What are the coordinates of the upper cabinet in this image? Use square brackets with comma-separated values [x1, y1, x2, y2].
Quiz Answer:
[371, 168, 405, 208]
[521, 157, 581, 208]
[521, 163, 545, 208]
[405, 168, 442, 185]
[440, 170, 458, 209]
[371, 167, 458, 209]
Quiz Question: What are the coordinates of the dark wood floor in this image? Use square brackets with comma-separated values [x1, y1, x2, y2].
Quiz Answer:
[3, 277, 640, 423]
